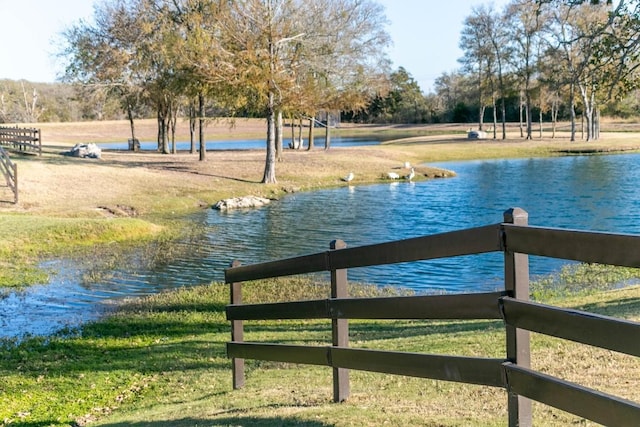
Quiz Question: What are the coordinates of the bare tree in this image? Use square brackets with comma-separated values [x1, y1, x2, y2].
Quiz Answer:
[543, 0, 640, 141]
[463, 5, 511, 139]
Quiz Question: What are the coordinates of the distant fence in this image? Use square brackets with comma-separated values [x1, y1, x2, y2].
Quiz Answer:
[225, 208, 640, 427]
[0, 126, 41, 156]
[0, 146, 18, 203]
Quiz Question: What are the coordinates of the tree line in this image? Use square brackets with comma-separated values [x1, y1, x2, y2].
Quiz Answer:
[56, 0, 392, 183]
[359, 0, 640, 143]
[2, 0, 639, 161]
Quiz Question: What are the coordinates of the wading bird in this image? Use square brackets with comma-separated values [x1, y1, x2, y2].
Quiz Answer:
[342, 172, 354, 182]
[405, 168, 415, 181]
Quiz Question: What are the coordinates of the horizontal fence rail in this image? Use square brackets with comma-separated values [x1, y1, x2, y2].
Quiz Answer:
[227, 291, 508, 320]
[501, 297, 640, 357]
[225, 224, 502, 283]
[227, 342, 507, 387]
[0, 126, 41, 156]
[503, 224, 640, 267]
[504, 363, 640, 427]
[225, 208, 640, 426]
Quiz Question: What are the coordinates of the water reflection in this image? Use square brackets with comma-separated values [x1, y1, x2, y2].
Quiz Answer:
[4, 153, 640, 338]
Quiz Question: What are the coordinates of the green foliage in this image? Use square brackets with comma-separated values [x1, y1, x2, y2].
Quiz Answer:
[350, 67, 431, 124]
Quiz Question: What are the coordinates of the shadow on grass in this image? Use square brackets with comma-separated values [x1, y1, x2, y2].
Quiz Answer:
[575, 296, 640, 320]
[21, 148, 264, 184]
[0, 312, 231, 377]
[99, 416, 331, 426]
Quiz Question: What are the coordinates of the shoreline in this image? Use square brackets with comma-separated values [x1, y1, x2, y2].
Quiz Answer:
[3, 119, 640, 289]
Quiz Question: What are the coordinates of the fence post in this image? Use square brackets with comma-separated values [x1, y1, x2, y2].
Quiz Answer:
[36, 128, 42, 156]
[503, 208, 532, 427]
[13, 162, 17, 204]
[230, 260, 245, 390]
[330, 239, 350, 402]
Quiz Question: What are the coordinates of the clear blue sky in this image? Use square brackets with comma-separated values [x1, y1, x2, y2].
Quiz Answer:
[0, 0, 507, 93]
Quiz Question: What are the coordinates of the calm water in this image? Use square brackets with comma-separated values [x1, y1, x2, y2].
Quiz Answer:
[100, 135, 382, 151]
[3, 153, 640, 338]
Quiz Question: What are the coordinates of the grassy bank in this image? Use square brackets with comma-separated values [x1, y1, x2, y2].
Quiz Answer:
[1, 278, 638, 426]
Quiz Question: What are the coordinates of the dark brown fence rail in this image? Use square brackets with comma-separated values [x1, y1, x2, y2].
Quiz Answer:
[0, 146, 18, 203]
[225, 208, 640, 427]
[0, 126, 41, 156]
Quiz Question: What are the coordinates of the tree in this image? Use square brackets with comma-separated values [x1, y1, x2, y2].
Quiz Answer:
[543, 0, 640, 141]
[459, 5, 511, 138]
[222, 0, 390, 183]
[504, 0, 547, 140]
[459, 9, 494, 130]
[61, 0, 147, 145]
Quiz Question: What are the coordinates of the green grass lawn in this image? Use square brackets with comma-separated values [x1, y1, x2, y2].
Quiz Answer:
[2, 278, 638, 426]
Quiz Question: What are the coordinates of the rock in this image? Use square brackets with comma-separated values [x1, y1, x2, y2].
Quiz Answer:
[288, 138, 303, 149]
[213, 196, 272, 210]
[467, 130, 487, 140]
[68, 143, 102, 159]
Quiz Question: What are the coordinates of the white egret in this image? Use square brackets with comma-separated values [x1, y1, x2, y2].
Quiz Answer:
[387, 172, 400, 179]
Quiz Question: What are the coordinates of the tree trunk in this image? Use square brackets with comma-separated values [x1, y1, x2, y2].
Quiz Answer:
[324, 112, 331, 150]
[569, 82, 576, 142]
[552, 100, 558, 139]
[276, 109, 283, 161]
[578, 83, 595, 142]
[307, 117, 315, 150]
[519, 91, 524, 138]
[199, 92, 206, 161]
[127, 103, 138, 152]
[157, 107, 169, 154]
[492, 96, 498, 140]
[170, 102, 177, 154]
[189, 102, 196, 154]
[539, 110, 543, 139]
[500, 96, 507, 140]
[262, 91, 277, 184]
[525, 91, 532, 140]
[478, 66, 484, 131]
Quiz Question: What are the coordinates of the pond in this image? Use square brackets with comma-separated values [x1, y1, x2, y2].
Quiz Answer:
[3, 152, 640, 339]
[99, 135, 384, 151]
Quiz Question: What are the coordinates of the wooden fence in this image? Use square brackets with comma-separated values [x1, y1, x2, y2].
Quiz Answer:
[0, 146, 18, 203]
[225, 207, 640, 427]
[0, 126, 41, 156]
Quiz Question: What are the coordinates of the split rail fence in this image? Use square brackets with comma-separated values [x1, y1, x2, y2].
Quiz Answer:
[225, 207, 640, 427]
[0, 126, 41, 156]
[0, 146, 18, 203]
